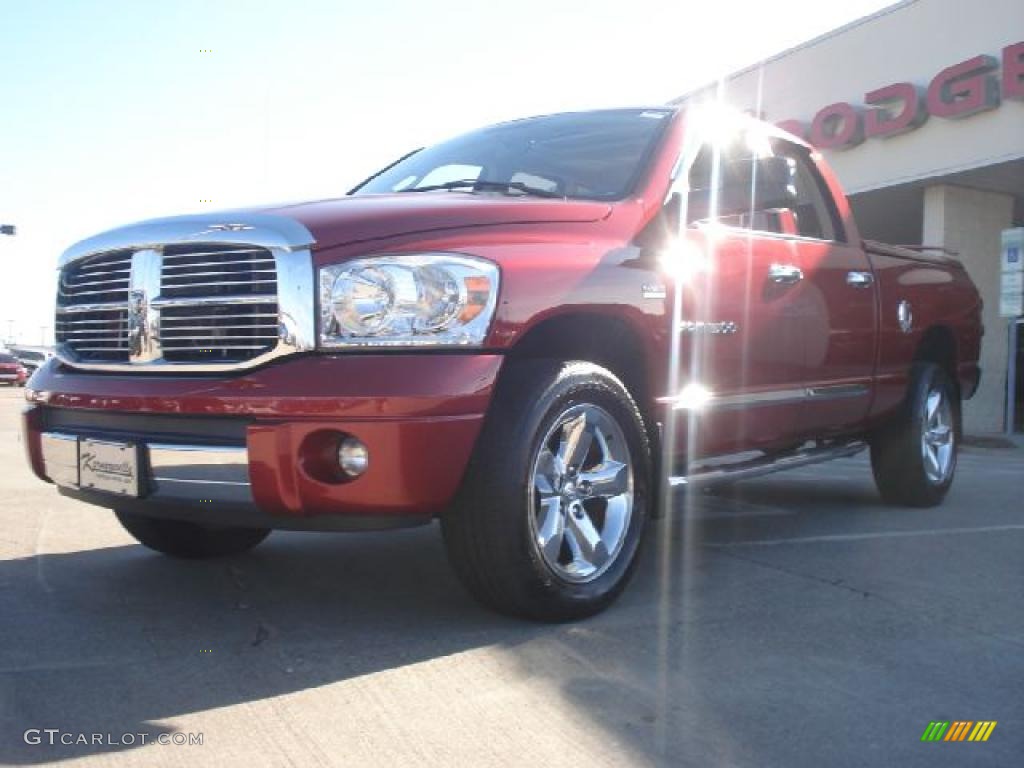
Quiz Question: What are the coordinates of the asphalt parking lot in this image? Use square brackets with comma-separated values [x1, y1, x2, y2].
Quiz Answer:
[0, 386, 1021, 767]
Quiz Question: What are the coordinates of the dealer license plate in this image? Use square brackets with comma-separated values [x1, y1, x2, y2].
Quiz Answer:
[79, 438, 141, 497]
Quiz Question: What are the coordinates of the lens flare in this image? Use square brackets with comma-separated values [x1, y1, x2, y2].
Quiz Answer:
[659, 238, 710, 282]
[671, 382, 713, 410]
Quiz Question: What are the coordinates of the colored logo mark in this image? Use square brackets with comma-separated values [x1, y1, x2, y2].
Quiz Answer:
[921, 721, 997, 742]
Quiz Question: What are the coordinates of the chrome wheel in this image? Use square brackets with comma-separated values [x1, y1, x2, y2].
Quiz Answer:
[921, 384, 954, 484]
[529, 403, 634, 584]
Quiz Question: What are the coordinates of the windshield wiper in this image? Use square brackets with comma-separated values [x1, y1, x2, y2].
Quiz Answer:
[404, 179, 563, 199]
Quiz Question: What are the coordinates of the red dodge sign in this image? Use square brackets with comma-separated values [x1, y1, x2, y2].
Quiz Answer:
[779, 41, 1024, 149]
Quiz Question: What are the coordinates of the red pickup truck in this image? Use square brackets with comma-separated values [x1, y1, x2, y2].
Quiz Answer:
[23, 107, 982, 620]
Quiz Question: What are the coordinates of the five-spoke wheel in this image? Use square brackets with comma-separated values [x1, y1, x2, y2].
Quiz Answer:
[921, 385, 955, 485]
[530, 404, 633, 583]
[871, 362, 959, 507]
[442, 359, 651, 621]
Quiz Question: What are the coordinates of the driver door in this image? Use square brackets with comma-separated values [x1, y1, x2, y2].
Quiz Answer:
[669, 136, 810, 459]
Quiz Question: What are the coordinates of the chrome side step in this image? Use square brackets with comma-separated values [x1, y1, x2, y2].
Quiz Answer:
[669, 441, 867, 488]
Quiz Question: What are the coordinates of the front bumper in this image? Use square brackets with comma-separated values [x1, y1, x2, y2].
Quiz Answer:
[41, 432, 251, 503]
[24, 353, 503, 528]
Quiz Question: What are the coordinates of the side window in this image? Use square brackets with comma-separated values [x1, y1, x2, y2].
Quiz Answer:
[685, 134, 845, 242]
[773, 142, 845, 242]
[685, 136, 801, 236]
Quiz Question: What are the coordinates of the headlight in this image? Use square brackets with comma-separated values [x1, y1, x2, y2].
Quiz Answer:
[318, 253, 499, 347]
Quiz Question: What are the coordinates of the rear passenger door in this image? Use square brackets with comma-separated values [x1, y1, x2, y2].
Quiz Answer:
[771, 141, 878, 434]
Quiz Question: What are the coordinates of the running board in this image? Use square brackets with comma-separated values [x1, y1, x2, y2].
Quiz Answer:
[668, 441, 867, 488]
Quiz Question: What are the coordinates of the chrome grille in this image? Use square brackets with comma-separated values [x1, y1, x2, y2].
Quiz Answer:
[157, 244, 278, 363]
[54, 308, 130, 361]
[54, 213, 315, 373]
[55, 250, 134, 361]
[161, 244, 277, 299]
[58, 250, 133, 307]
[56, 243, 280, 366]
[160, 302, 279, 363]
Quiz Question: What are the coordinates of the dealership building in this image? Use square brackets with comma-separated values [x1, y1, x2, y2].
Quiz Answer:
[673, 0, 1024, 435]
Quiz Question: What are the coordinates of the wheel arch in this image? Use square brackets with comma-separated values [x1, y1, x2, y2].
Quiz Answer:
[504, 310, 656, 424]
[913, 324, 958, 385]
[912, 324, 961, 435]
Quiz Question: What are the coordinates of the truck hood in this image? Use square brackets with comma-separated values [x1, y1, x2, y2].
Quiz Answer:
[260, 193, 613, 251]
[59, 194, 612, 268]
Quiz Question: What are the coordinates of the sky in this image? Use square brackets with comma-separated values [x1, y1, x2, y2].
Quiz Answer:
[0, 0, 896, 346]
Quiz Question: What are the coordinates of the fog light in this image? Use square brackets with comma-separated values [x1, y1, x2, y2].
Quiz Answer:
[24, 388, 50, 403]
[337, 437, 369, 478]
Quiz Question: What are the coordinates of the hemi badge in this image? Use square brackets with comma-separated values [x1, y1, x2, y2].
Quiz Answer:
[681, 320, 738, 335]
[208, 223, 255, 232]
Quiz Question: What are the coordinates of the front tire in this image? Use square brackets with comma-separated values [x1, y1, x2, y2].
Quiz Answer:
[115, 511, 271, 558]
[870, 362, 958, 507]
[442, 360, 652, 621]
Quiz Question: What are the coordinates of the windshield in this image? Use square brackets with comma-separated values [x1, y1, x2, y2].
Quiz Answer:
[352, 109, 673, 201]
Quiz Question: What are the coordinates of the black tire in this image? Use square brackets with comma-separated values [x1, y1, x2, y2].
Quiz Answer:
[870, 362, 959, 507]
[115, 511, 271, 558]
[442, 359, 652, 621]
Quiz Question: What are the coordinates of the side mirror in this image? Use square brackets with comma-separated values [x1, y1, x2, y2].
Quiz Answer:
[663, 192, 682, 233]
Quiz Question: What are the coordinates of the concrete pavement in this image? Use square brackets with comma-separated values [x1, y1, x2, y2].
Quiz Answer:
[0, 388, 1021, 767]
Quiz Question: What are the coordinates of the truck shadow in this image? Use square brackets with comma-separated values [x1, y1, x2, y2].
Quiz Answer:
[1, 523, 542, 763]
[0, 472, 920, 765]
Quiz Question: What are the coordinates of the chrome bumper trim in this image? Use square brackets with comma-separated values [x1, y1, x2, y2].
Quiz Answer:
[40, 432, 79, 488]
[40, 431, 252, 504]
[657, 382, 870, 411]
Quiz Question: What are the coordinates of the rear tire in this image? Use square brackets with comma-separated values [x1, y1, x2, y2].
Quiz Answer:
[442, 359, 652, 621]
[870, 362, 958, 507]
[115, 511, 270, 558]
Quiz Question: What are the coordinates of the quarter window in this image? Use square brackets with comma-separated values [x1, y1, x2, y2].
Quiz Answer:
[773, 142, 843, 242]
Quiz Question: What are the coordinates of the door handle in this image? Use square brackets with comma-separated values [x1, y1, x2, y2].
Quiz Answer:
[846, 270, 874, 288]
[768, 263, 803, 285]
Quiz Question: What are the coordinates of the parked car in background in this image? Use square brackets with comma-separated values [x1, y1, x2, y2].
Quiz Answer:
[8, 347, 49, 375]
[0, 353, 28, 386]
[23, 107, 983, 620]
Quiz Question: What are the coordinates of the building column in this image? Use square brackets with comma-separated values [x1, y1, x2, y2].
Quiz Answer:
[923, 184, 1014, 434]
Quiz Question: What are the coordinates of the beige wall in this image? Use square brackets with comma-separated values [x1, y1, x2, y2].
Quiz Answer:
[923, 185, 1014, 432]
[676, 0, 1024, 194]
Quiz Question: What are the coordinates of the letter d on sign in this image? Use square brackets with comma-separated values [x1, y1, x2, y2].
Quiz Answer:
[810, 103, 864, 150]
